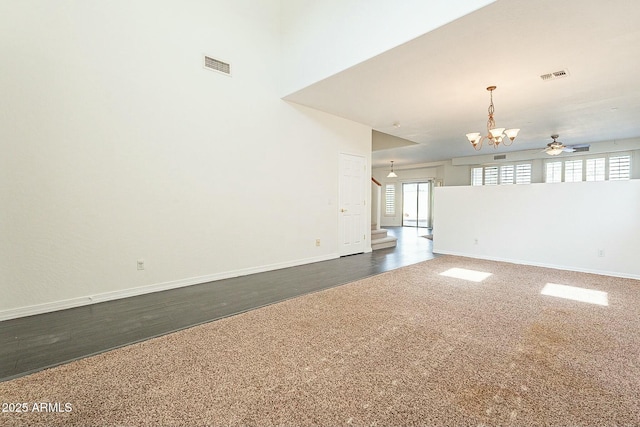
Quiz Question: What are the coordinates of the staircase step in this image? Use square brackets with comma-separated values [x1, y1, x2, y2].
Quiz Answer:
[371, 229, 388, 239]
[371, 236, 398, 250]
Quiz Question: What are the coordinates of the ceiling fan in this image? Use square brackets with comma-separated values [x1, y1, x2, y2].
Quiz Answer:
[543, 134, 590, 156]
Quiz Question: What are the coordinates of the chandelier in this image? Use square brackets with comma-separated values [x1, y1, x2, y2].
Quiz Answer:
[466, 86, 520, 150]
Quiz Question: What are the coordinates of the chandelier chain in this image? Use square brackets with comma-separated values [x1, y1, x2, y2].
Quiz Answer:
[487, 94, 496, 134]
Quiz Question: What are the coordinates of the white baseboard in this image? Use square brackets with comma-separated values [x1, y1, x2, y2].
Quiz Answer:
[0, 253, 340, 322]
[434, 250, 640, 280]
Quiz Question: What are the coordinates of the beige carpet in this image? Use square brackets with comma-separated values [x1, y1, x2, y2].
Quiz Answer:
[1, 255, 639, 426]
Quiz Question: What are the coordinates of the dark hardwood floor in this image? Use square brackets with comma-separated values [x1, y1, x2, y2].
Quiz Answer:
[0, 226, 435, 382]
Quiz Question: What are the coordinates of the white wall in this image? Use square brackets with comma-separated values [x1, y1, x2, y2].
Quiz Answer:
[442, 161, 472, 186]
[279, 0, 495, 95]
[433, 180, 640, 279]
[0, 1, 371, 318]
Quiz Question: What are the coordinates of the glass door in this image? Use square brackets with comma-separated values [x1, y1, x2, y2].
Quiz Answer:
[402, 182, 432, 228]
[402, 183, 418, 227]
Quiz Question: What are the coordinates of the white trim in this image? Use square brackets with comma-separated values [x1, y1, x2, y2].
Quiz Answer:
[375, 184, 381, 230]
[433, 250, 640, 281]
[0, 254, 339, 321]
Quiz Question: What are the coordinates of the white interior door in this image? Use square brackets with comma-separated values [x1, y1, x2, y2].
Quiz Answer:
[339, 153, 366, 256]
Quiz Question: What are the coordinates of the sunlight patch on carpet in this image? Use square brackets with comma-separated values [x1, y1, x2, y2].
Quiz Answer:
[541, 283, 609, 306]
[439, 267, 492, 283]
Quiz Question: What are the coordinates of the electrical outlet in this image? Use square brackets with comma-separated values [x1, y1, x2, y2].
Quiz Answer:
[316, 239, 321, 247]
[598, 249, 605, 257]
[474, 238, 479, 245]
[137, 259, 145, 270]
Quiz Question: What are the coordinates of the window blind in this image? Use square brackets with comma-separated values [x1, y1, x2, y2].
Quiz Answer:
[515, 164, 532, 184]
[385, 184, 395, 215]
[471, 168, 483, 186]
[564, 160, 583, 182]
[484, 167, 498, 185]
[500, 165, 514, 185]
[609, 155, 631, 180]
[545, 162, 562, 183]
[586, 158, 605, 181]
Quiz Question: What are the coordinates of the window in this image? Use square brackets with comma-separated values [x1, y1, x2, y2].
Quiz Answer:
[385, 184, 395, 215]
[546, 162, 562, 183]
[515, 164, 532, 184]
[545, 153, 632, 183]
[586, 158, 605, 181]
[500, 165, 514, 185]
[564, 160, 583, 182]
[471, 168, 483, 186]
[484, 166, 498, 185]
[472, 163, 532, 186]
[609, 155, 631, 180]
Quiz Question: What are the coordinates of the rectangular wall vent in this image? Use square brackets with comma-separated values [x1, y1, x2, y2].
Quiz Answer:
[573, 146, 590, 152]
[204, 55, 231, 76]
[540, 69, 569, 81]
[494, 154, 507, 160]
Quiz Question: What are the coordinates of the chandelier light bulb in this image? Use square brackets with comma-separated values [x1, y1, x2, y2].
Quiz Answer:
[466, 133, 482, 146]
[489, 128, 505, 139]
[504, 128, 520, 141]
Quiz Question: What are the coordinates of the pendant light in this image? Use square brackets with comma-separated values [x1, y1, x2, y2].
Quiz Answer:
[387, 161, 398, 178]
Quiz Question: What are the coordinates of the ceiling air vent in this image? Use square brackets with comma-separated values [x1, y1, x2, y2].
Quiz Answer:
[494, 154, 507, 160]
[203, 55, 231, 76]
[540, 69, 569, 81]
[573, 146, 590, 153]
